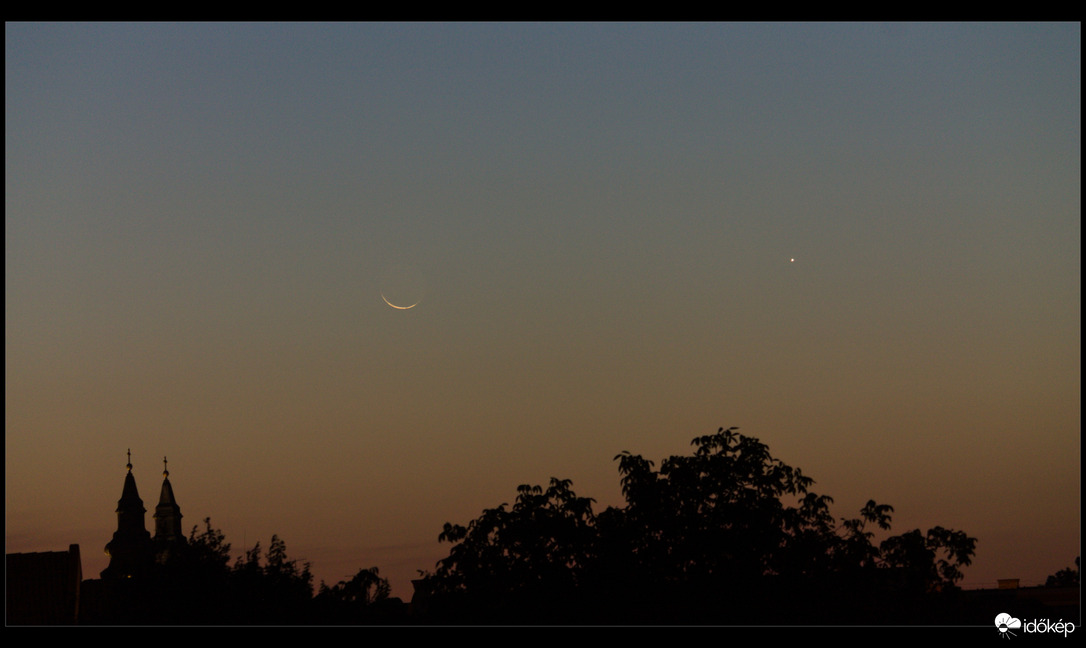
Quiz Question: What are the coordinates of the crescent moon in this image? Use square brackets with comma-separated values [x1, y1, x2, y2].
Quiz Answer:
[381, 291, 419, 310]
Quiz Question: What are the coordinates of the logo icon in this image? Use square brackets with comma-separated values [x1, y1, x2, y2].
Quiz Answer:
[995, 613, 1022, 639]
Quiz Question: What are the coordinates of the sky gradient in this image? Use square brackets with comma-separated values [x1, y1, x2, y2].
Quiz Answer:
[6, 22, 1080, 601]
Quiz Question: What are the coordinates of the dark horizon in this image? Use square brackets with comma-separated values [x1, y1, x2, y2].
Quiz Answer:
[8, 428, 1081, 626]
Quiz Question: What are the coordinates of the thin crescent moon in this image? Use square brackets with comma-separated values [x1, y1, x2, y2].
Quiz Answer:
[381, 291, 419, 310]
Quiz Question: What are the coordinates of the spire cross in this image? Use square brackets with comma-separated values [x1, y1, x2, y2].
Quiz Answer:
[126, 448, 132, 472]
[163, 456, 169, 478]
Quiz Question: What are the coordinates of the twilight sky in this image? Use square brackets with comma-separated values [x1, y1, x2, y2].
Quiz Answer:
[6, 22, 1080, 601]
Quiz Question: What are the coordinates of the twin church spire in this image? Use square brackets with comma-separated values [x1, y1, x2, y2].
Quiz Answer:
[154, 455, 184, 545]
[101, 450, 186, 579]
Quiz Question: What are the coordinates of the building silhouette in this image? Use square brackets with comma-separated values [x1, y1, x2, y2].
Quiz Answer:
[8, 451, 189, 624]
[75, 451, 191, 624]
[100, 450, 185, 579]
[5, 545, 83, 624]
[152, 456, 186, 564]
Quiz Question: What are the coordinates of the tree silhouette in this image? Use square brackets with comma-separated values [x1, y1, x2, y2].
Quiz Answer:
[1046, 557, 1081, 587]
[152, 517, 235, 623]
[422, 426, 978, 624]
[426, 477, 598, 622]
[228, 534, 314, 623]
[313, 567, 409, 624]
[319, 567, 391, 606]
[188, 517, 232, 567]
[878, 526, 977, 593]
[606, 428, 821, 584]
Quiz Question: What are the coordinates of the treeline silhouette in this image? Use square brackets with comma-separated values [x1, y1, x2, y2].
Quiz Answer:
[416, 427, 980, 624]
[81, 427, 982, 624]
[81, 519, 406, 625]
[1046, 557, 1080, 588]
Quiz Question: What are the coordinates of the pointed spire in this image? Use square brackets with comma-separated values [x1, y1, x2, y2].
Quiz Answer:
[154, 455, 185, 554]
[102, 449, 152, 579]
[117, 451, 144, 512]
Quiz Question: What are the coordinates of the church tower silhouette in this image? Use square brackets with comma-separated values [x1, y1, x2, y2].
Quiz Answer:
[101, 450, 153, 579]
[100, 450, 185, 579]
[152, 456, 186, 563]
